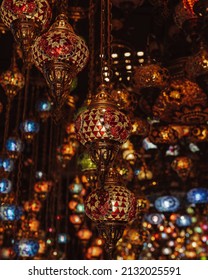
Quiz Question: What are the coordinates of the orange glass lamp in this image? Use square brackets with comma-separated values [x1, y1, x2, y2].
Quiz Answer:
[183, 1, 199, 14]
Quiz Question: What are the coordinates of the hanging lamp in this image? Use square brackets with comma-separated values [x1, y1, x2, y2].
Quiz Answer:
[84, 168, 136, 259]
[0, 0, 52, 67]
[32, 1, 89, 120]
[75, 0, 132, 186]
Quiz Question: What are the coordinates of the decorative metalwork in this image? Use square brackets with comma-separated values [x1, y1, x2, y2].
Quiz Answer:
[149, 124, 180, 145]
[153, 78, 208, 124]
[133, 59, 170, 94]
[185, 43, 208, 80]
[111, 84, 138, 113]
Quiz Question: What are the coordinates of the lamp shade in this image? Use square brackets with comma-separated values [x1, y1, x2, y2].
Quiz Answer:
[85, 170, 136, 223]
[20, 119, 40, 140]
[0, 205, 23, 221]
[153, 78, 208, 124]
[0, 156, 14, 173]
[154, 195, 180, 213]
[0, 0, 52, 32]
[187, 188, 208, 204]
[6, 137, 24, 159]
[176, 214, 192, 227]
[75, 85, 132, 185]
[0, 178, 12, 194]
[14, 238, 39, 257]
[145, 212, 164, 225]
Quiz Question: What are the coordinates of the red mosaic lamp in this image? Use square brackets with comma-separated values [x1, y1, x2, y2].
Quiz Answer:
[75, 84, 132, 186]
[0, 0, 52, 66]
[84, 168, 137, 258]
[32, 12, 89, 117]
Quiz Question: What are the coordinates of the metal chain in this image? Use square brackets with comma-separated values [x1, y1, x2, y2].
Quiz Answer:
[88, 0, 95, 97]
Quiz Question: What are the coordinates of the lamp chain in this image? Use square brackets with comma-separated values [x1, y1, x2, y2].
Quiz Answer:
[2, 97, 12, 150]
[59, 0, 68, 15]
[100, 0, 106, 84]
[100, 0, 113, 84]
[107, 0, 113, 81]
[88, 0, 96, 98]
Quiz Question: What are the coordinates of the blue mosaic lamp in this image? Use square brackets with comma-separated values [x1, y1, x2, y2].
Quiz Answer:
[14, 238, 39, 257]
[20, 119, 40, 141]
[6, 137, 24, 159]
[68, 182, 84, 195]
[154, 195, 180, 213]
[0, 178, 12, 194]
[145, 212, 164, 225]
[0, 204, 23, 221]
[36, 99, 52, 120]
[0, 155, 14, 175]
[176, 214, 192, 227]
[75, 203, 85, 214]
[187, 188, 208, 204]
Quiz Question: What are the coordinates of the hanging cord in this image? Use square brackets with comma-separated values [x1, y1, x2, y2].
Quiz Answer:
[107, 0, 112, 82]
[42, 121, 49, 174]
[64, 171, 70, 256]
[47, 118, 53, 178]
[59, 0, 68, 15]
[51, 124, 62, 251]
[2, 98, 12, 150]
[100, 0, 106, 84]
[87, 0, 96, 99]
[44, 118, 54, 233]
[14, 81, 23, 133]
[22, 67, 30, 122]
[2, 45, 17, 149]
[100, 0, 112, 85]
